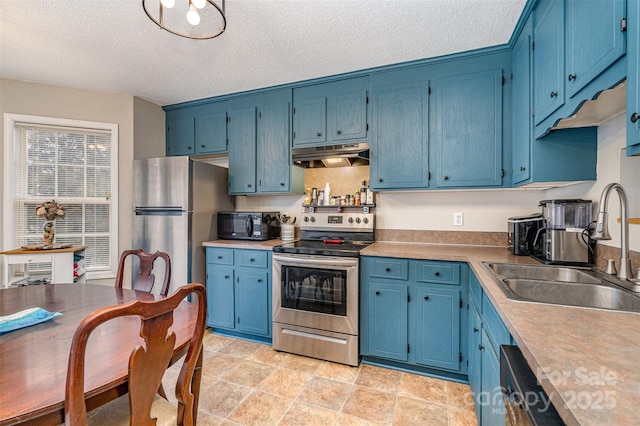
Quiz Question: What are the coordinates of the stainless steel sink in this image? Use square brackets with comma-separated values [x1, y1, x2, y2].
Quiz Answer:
[486, 263, 600, 284]
[481, 262, 640, 313]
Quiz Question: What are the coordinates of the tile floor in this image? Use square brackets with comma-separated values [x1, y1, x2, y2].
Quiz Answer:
[163, 331, 478, 425]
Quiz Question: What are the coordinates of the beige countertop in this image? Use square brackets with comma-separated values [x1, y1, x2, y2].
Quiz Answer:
[202, 239, 286, 250]
[362, 242, 640, 426]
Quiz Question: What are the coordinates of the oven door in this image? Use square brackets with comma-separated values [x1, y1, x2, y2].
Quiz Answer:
[272, 253, 358, 335]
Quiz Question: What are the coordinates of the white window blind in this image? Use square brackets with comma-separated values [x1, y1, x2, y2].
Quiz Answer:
[4, 114, 118, 279]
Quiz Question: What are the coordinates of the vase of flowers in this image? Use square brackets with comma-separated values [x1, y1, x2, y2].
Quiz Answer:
[36, 200, 65, 246]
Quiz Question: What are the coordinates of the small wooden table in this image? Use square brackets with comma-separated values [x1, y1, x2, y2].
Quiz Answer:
[0, 284, 199, 425]
[1, 245, 88, 288]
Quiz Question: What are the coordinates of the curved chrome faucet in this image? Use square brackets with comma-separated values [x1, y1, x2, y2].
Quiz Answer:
[592, 183, 633, 280]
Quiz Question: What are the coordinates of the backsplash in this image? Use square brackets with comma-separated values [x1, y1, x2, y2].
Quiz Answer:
[304, 166, 370, 201]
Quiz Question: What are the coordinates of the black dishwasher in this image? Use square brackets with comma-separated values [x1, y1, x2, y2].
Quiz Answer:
[500, 345, 565, 425]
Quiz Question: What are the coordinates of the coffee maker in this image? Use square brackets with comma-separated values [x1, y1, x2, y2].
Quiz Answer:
[537, 199, 593, 265]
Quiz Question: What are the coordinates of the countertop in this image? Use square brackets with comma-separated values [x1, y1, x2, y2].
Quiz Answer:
[362, 242, 640, 426]
[202, 239, 285, 250]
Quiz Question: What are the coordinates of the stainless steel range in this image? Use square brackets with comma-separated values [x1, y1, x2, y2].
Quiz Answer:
[272, 211, 374, 366]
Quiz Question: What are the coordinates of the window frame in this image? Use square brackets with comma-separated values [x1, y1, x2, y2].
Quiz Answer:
[3, 113, 119, 280]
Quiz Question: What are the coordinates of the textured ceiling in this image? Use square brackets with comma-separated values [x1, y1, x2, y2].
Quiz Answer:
[0, 0, 526, 107]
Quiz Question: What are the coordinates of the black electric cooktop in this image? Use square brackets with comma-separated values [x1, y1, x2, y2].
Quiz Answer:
[273, 239, 373, 258]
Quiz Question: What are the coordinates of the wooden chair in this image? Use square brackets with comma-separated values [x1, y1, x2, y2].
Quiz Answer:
[115, 249, 171, 297]
[64, 283, 207, 426]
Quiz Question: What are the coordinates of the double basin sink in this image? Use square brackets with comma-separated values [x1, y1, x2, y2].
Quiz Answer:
[481, 262, 640, 313]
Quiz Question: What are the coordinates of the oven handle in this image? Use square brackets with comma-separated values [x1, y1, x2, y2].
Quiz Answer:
[272, 254, 358, 267]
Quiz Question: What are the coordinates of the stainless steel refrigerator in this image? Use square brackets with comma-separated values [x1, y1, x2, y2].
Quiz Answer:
[132, 156, 234, 295]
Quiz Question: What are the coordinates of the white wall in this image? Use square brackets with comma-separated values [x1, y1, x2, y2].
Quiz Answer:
[0, 79, 165, 285]
[241, 113, 640, 252]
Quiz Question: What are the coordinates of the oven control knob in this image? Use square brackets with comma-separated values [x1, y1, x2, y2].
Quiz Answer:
[355, 217, 361, 224]
[310, 217, 316, 222]
[303, 216, 309, 222]
[348, 217, 354, 223]
[363, 217, 369, 224]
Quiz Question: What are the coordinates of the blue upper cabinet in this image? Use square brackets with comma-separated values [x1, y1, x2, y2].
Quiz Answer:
[370, 67, 430, 190]
[166, 101, 228, 156]
[512, 13, 598, 187]
[195, 101, 228, 155]
[434, 69, 503, 188]
[293, 97, 327, 145]
[511, 22, 533, 185]
[257, 100, 295, 193]
[228, 89, 304, 195]
[533, 0, 627, 139]
[566, 0, 626, 98]
[228, 106, 257, 194]
[533, 0, 565, 126]
[292, 77, 368, 148]
[166, 115, 195, 156]
[628, 0, 640, 156]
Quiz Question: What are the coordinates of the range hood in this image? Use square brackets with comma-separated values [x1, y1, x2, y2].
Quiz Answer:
[292, 142, 370, 168]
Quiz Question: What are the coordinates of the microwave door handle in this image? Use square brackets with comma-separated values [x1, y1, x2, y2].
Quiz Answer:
[246, 216, 253, 236]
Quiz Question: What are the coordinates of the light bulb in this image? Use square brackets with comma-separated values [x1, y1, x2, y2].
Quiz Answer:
[192, 0, 206, 9]
[160, 0, 175, 8]
[186, 5, 200, 25]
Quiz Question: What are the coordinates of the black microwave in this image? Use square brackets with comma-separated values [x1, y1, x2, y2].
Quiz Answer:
[217, 212, 280, 241]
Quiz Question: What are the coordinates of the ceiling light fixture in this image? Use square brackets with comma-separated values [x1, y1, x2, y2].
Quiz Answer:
[143, 0, 226, 40]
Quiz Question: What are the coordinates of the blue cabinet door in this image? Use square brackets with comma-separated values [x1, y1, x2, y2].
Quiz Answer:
[257, 101, 292, 193]
[368, 281, 408, 361]
[293, 97, 327, 146]
[166, 117, 195, 156]
[480, 330, 506, 426]
[628, 0, 640, 156]
[195, 110, 227, 154]
[566, 0, 626, 98]
[468, 304, 483, 422]
[435, 70, 503, 187]
[511, 29, 532, 185]
[370, 78, 430, 189]
[228, 107, 257, 194]
[206, 265, 235, 329]
[235, 269, 270, 336]
[332, 90, 368, 141]
[415, 285, 461, 370]
[533, 0, 565, 125]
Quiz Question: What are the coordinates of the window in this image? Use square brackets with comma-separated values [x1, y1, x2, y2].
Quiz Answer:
[3, 114, 118, 279]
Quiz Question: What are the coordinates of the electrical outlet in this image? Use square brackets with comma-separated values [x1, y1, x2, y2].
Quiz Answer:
[453, 212, 464, 226]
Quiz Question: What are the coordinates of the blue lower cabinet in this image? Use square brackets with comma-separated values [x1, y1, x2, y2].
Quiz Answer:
[235, 269, 270, 336]
[467, 271, 512, 426]
[206, 247, 272, 341]
[368, 281, 409, 361]
[361, 256, 467, 375]
[206, 265, 235, 329]
[468, 303, 483, 422]
[480, 330, 505, 426]
[415, 285, 461, 370]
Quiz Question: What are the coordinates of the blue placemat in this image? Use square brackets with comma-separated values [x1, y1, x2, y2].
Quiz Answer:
[0, 307, 62, 334]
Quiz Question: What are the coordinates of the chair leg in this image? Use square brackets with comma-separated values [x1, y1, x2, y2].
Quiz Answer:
[191, 346, 204, 423]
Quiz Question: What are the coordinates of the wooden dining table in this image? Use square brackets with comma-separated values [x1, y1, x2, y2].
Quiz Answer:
[0, 284, 200, 425]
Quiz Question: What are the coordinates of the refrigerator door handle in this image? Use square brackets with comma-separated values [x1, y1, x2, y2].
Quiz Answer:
[134, 207, 185, 216]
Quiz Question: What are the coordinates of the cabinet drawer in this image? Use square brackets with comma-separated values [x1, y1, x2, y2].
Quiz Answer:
[415, 261, 460, 285]
[207, 248, 234, 265]
[482, 294, 511, 352]
[469, 272, 483, 311]
[371, 259, 409, 280]
[5, 253, 53, 264]
[236, 250, 268, 268]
